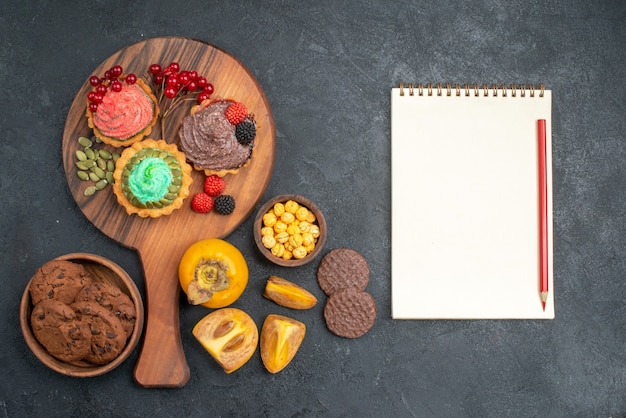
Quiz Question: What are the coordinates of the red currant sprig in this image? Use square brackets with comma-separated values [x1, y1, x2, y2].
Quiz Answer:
[87, 64, 137, 113]
[149, 61, 214, 106]
[148, 61, 214, 136]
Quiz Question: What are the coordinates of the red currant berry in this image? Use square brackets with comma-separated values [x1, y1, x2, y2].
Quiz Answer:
[169, 62, 180, 72]
[197, 91, 211, 103]
[93, 93, 104, 104]
[110, 65, 123, 77]
[125, 73, 137, 84]
[197, 77, 208, 88]
[89, 102, 98, 112]
[203, 83, 214, 95]
[153, 74, 164, 84]
[89, 75, 100, 86]
[166, 75, 179, 87]
[186, 80, 198, 91]
[104, 70, 112, 80]
[111, 80, 123, 92]
[164, 86, 177, 98]
[87, 91, 97, 102]
[178, 72, 190, 85]
[149, 63, 162, 75]
[189, 70, 198, 81]
[96, 84, 108, 95]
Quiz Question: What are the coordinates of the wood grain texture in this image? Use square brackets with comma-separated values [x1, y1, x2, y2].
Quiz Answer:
[61, 37, 276, 387]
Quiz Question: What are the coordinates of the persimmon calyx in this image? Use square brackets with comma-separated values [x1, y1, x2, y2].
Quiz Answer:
[187, 258, 229, 305]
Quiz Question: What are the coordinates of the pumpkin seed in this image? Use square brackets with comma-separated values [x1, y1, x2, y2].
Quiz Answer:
[93, 167, 106, 179]
[76, 161, 89, 170]
[75, 150, 87, 161]
[84, 147, 95, 160]
[84, 186, 96, 196]
[77, 171, 90, 181]
[107, 160, 115, 172]
[99, 149, 112, 160]
[105, 172, 114, 184]
[83, 159, 96, 169]
[95, 179, 108, 190]
[89, 172, 100, 182]
[112, 153, 120, 162]
[78, 136, 93, 148]
[131, 197, 145, 208]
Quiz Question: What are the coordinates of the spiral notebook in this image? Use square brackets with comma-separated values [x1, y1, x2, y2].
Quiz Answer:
[391, 83, 554, 319]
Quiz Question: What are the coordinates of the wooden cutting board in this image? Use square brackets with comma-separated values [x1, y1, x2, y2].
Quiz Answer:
[61, 37, 275, 387]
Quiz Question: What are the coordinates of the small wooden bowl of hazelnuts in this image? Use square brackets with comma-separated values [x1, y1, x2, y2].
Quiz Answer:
[253, 194, 327, 267]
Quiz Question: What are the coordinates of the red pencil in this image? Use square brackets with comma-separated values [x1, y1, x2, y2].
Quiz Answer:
[538, 119, 548, 310]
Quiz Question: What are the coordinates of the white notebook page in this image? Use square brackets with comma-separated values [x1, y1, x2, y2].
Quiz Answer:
[391, 85, 554, 319]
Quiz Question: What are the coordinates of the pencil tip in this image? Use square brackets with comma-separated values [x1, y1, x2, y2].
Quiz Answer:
[542, 301, 546, 311]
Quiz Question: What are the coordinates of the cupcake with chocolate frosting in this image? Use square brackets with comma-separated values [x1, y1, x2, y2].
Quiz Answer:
[178, 99, 257, 177]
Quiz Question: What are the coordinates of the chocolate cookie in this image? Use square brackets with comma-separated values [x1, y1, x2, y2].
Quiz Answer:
[317, 248, 370, 296]
[30, 300, 92, 363]
[74, 282, 136, 340]
[323, 287, 376, 339]
[71, 301, 127, 365]
[29, 259, 92, 305]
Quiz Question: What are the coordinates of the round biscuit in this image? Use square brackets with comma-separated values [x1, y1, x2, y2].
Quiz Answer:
[29, 259, 92, 305]
[71, 301, 127, 365]
[317, 248, 369, 296]
[74, 281, 136, 340]
[323, 287, 376, 338]
[30, 299, 92, 363]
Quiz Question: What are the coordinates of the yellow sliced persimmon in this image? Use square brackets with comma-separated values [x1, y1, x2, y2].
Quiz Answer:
[260, 314, 306, 373]
[263, 276, 317, 310]
[192, 308, 258, 374]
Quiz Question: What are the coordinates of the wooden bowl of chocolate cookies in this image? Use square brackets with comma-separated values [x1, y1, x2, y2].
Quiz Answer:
[254, 194, 327, 267]
[20, 253, 144, 378]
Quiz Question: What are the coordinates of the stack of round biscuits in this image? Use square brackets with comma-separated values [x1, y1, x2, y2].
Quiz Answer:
[317, 248, 376, 338]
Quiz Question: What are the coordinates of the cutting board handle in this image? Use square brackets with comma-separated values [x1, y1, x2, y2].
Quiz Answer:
[133, 247, 190, 388]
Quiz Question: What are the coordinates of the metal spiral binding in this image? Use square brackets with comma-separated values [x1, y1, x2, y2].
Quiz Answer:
[399, 82, 545, 97]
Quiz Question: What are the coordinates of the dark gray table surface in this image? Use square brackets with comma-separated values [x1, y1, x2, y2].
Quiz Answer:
[1, 1, 624, 416]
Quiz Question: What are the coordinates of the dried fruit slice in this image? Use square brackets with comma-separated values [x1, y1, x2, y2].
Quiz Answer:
[263, 276, 317, 310]
[192, 308, 258, 374]
[260, 314, 306, 374]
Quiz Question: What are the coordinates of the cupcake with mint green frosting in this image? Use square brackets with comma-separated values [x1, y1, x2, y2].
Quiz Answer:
[112, 138, 192, 218]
